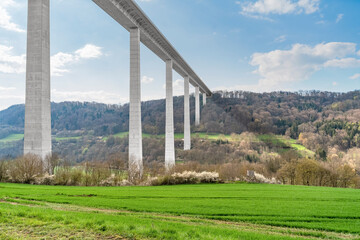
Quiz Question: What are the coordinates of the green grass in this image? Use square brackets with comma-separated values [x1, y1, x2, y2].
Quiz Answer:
[0, 183, 359, 239]
[55, 136, 82, 141]
[0, 134, 83, 143]
[258, 134, 315, 157]
[106, 131, 232, 141]
[0, 134, 24, 143]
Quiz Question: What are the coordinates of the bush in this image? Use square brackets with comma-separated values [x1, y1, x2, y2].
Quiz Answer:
[0, 161, 8, 182]
[144, 171, 219, 186]
[8, 154, 44, 184]
[218, 163, 242, 181]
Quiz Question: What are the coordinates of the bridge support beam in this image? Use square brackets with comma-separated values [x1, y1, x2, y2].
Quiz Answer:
[184, 76, 191, 150]
[129, 27, 143, 175]
[165, 60, 175, 170]
[203, 93, 207, 105]
[24, 0, 51, 160]
[195, 86, 200, 126]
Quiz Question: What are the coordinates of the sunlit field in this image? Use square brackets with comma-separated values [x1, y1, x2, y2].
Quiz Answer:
[0, 183, 359, 239]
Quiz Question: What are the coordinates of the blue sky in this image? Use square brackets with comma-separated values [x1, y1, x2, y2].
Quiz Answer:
[0, 0, 359, 110]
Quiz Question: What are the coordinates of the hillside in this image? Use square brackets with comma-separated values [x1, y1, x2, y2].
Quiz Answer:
[1, 90, 360, 166]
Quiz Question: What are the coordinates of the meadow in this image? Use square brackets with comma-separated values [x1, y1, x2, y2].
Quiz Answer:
[0, 134, 24, 143]
[0, 183, 359, 239]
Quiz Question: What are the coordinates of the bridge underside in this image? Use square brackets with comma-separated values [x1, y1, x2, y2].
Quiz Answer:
[92, 0, 211, 96]
[24, 0, 212, 174]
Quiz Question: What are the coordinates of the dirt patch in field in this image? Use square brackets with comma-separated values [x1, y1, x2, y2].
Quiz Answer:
[0, 198, 18, 205]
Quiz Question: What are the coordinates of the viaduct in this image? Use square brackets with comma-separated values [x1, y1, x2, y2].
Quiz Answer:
[24, 0, 212, 173]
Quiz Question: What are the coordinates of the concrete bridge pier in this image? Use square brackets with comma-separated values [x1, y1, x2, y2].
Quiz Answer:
[24, 0, 51, 160]
[165, 60, 175, 170]
[128, 27, 143, 175]
[203, 93, 207, 105]
[184, 76, 191, 150]
[195, 86, 200, 126]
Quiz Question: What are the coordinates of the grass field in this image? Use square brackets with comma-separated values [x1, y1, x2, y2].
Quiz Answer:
[0, 134, 82, 143]
[55, 136, 82, 141]
[0, 134, 24, 143]
[103, 132, 232, 141]
[0, 183, 359, 239]
[257, 134, 315, 157]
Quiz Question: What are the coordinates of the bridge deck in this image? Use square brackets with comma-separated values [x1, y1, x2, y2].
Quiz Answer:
[92, 0, 212, 96]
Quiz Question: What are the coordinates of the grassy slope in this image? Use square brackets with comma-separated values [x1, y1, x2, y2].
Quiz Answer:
[55, 136, 82, 141]
[258, 134, 315, 157]
[0, 132, 314, 157]
[0, 134, 23, 143]
[0, 183, 359, 239]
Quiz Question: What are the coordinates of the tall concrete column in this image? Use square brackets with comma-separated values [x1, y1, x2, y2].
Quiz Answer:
[129, 27, 143, 175]
[165, 59, 175, 170]
[184, 76, 191, 150]
[195, 86, 200, 126]
[24, 0, 51, 159]
[203, 93, 207, 105]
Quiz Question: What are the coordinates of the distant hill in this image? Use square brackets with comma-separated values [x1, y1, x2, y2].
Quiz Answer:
[1, 90, 360, 161]
[1, 90, 360, 137]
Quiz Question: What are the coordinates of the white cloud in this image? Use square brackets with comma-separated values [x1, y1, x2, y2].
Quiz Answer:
[173, 79, 185, 96]
[350, 73, 360, 80]
[0, 0, 25, 33]
[51, 89, 126, 104]
[297, 0, 320, 14]
[51, 52, 76, 76]
[0, 44, 26, 74]
[0, 44, 103, 76]
[74, 44, 102, 59]
[0, 85, 23, 110]
[0, 86, 15, 91]
[213, 83, 290, 93]
[274, 35, 286, 43]
[336, 13, 344, 23]
[324, 58, 360, 68]
[162, 79, 185, 96]
[141, 76, 154, 84]
[238, 0, 320, 20]
[51, 44, 103, 76]
[250, 42, 359, 87]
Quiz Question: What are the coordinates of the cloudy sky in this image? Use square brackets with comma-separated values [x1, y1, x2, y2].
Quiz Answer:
[0, 0, 359, 110]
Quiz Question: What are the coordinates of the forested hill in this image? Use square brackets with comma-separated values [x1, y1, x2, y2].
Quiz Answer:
[1, 90, 360, 139]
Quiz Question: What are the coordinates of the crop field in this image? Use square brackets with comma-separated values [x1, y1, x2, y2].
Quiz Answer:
[0, 183, 359, 239]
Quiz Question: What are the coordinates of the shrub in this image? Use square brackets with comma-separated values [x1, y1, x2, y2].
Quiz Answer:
[218, 163, 242, 181]
[0, 161, 8, 182]
[53, 167, 71, 185]
[144, 171, 219, 186]
[8, 154, 44, 184]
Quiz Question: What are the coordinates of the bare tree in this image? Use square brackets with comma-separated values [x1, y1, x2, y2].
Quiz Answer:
[9, 154, 44, 183]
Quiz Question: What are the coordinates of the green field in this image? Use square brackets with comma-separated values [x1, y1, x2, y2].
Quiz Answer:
[0, 134, 81, 143]
[257, 134, 315, 157]
[104, 132, 232, 141]
[0, 134, 24, 143]
[55, 136, 82, 141]
[0, 183, 359, 239]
